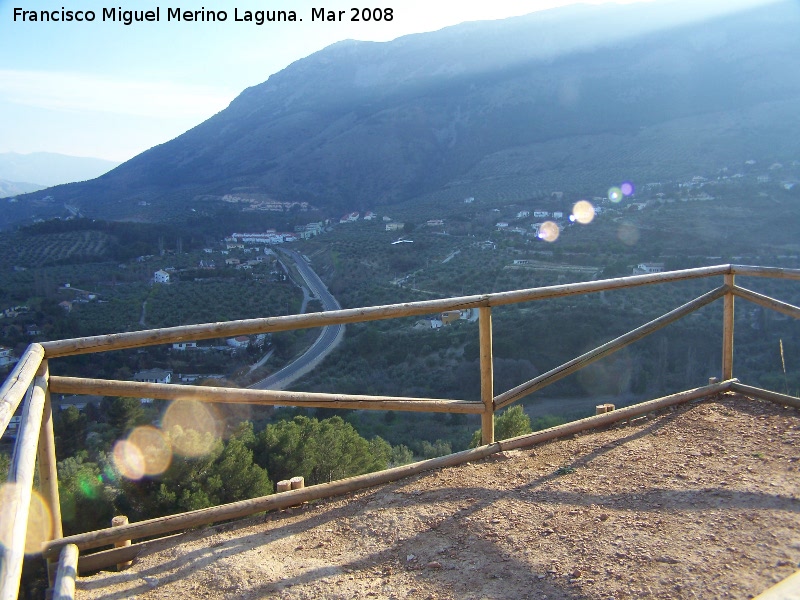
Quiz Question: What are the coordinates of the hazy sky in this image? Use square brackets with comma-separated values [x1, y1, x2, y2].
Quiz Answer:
[0, 0, 778, 162]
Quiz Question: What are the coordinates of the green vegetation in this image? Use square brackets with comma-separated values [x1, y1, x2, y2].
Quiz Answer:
[254, 415, 391, 485]
[469, 406, 532, 447]
[2, 167, 800, 539]
[120, 422, 273, 520]
[42, 398, 406, 535]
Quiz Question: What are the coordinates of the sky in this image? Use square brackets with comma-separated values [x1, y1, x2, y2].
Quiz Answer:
[0, 0, 780, 163]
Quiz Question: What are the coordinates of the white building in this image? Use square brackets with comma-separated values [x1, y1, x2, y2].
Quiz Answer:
[172, 342, 198, 351]
[133, 368, 173, 384]
[633, 262, 666, 275]
[154, 270, 170, 284]
[227, 336, 250, 349]
[0, 347, 15, 368]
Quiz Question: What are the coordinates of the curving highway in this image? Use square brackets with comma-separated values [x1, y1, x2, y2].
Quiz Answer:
[249, 248, 344, 390]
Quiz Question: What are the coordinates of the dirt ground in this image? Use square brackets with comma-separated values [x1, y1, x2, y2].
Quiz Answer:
[76, 393, 800, 599]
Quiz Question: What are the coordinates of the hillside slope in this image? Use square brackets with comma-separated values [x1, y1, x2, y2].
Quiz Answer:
[4, 1, 800, 229]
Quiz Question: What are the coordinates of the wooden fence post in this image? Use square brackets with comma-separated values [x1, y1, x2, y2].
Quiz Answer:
[111, 516, 132, 570]
[37, 362, 63, 542]
[722, 273, 735, 380]
[51, 544, 79, 600]
[479, 307, 494, 445]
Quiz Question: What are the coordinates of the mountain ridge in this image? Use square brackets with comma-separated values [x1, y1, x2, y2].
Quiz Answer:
[0, 152, 119, 190]
[0, 178, 45, 198]
[3, 1, 799, 229]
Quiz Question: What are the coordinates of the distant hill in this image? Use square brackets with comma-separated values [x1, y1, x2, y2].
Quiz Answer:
[0, 179, 45, 198]
[0, 152, 119, 189]
[2, 1, 800, 229]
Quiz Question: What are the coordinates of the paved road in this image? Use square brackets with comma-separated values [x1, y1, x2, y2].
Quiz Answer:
[249, 249, 344, 390]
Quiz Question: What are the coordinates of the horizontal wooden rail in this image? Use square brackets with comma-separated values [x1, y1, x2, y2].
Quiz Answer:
[752, 568, 800, 600]
[40, 265, 732, 358]
[1, 263, 797, 599]
[729, 382, 800, 409]
[43, 443, 504, 559]
[494, 285, 727, 409]
[730, 265, 800, 281]
[48, 377, 485, 414]
[500, 379, 735, 450]
[41, 379, 734, 566]
[74, 534, 183, 575]
[733, 285, 800, 320]
[0, 343, 44, 438]
[0, 372, 47, 600]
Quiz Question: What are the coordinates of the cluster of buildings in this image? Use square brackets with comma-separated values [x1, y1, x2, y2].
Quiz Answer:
[339, 211, 378, 223]
[673, 160, 798, 194]
[131, 368, 231, 386]
[1, 305, 29, 319]
[416, 309, 478, 330]
[128, 334, 269, 385]
[1, 306, 39, 370]
[495, 204, 592, 238]
[224, 223, 326, 246]
[0, 346, 16, 370]
[56, 285, 99, 312]
[227, 231, 297, 245]
[222, 194, 310, 213]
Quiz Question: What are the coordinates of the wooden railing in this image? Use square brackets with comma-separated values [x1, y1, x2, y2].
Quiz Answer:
[2, 264, 800, 598]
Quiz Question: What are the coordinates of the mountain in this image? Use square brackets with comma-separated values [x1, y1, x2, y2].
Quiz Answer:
[0, 179, 45, 199]
[0, 152, 119, 189]
[3, 1, 800, 229]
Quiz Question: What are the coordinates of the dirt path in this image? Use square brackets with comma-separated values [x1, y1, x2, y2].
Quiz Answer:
[77, 394, 800, 599]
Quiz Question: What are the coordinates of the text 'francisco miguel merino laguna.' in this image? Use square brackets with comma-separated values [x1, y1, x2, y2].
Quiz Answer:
[12, 7, 395, 25]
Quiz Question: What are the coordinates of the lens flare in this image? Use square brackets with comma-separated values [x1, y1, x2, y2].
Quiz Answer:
[608, 186, 623, 203]
[537, 221, 560, 242]
[24, 491, 52, 554]
[621, 181, 635, 196]
[572, 200, 595, 225]
[78, 474, 99, 498]
[0, 484, 54, 554]
[101, 465, 118, 486]
[128, 426, 172, 476]
[162, 399, 221, 457]
[617, 221, 640, 246]
[577, 347, 633, 396]
[113, 439, 146, 481]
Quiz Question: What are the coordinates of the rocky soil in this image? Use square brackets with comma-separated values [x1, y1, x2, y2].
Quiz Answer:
[77, 393, 800, 599]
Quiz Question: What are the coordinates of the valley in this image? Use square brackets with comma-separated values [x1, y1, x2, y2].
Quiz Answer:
[2, 2, 800, 574]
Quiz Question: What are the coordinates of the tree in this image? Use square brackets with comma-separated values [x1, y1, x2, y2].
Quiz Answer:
[121, 422, 272, 520]
[390, 444, 414, 467]
[103, 396, 146, 437]
[255, 415, 391, 485]
[57, 454, 118, 535]
[470, 405, 532, 447]
[413, 439, 452, 459]
[212, 422, 273, 505]
[53, 406, 88, 460]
